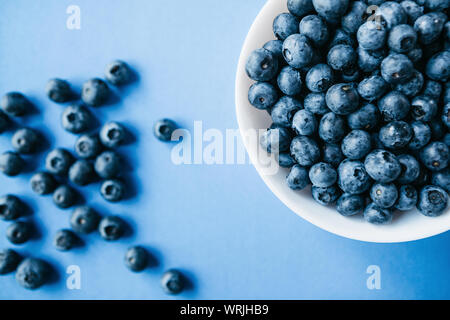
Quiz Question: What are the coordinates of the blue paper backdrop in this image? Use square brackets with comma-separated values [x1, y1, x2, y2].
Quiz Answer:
[0, 0, 449, 300]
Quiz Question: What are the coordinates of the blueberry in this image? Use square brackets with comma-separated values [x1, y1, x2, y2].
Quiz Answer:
[105, 60, 132, 85]
[325, 83, 359, 115]
[379, 121, 413, 149]
[246, 48, 279, 81]
[378, 90, 411, 121]
[54, 229, 78, 251]
[0, 111, 10, 133]
[337, 193, 365, 216]
[53, 185, 77, 209]
[408, 121, 431, 150]
[309, 162, 337, 187]
[381, 53, 413, 84]
[0, 249, 21, 274]
[292, 109, 317, 136]
[417, 185, 448, 217]
[75, 134, 102, 159]
[290, 136, 320, 166]
[338, 159, 372, 194]
[397, 154, 421, 184]
[375, 1, 407, 30]
[329, 29, 357, 48]
[12, 128, 39, 154]
[263, 40, 284, 61]
[357, 75, 388, 102]
[419, 141, 449, 172]
[99, 216, 125, 241]
[30, 172, 57, 195]
[426, 51, 450, 82]
[161, 269, 184, 295]
[94, 151, 121, 179]
[322, 143, 344, 168]
[45, 148, 74, 176]
[341, 1, 367, 34]
[312, 0, 349, 24]
[431, 168, 450, 192]
[395, 70, 424, 98]
[305, 64, 333, 93]
[424, 0, 450, 10]
[286, 164, 310, 190]
[277, 66, 302, 96]
[15, 258, 50, 289]
[388, 24, 417, 53]
[282, 34, 314, 69]
[69, 160, 96, 186]
[411, 95, 438, 122]
[422, 80, 442, 100]
[400, 1, 424, 24]
[364, 203, 393, 225]
[154, 118, 178, 142]
[347, 103, 380, 130]
[357, 21, 387, 50]
[1, 92, 30, 117]
[61, 104, 92, 134]
[327, 45, 357, 72]
[271, 96, 302, 127]
[260, 126, 292, 153]
[414, 12, 446, 45]
[0, 195, 23, 221]
[273, 13, 299, 40]
[288, 0, 315, 17]
[395, 185, 418, 211]
[125, 246, 148, 272]
[364, 150, 402, 183]
[304, 93, 329, 115]
[278, 153, 296, 168]
[70, 206, 100, 234]
[319, 112, 347, 143]
[46, 79, 72, 103]
[100, 179, 125, 202]
[299, 15, 329, 47]
[357, 46, 386, 72]
[0, 151, 24, 176]
[341, 130, 372, 160]
[248, 82, 278, 110]
[81, 78, 110, 107]
[312, 185, 340, 206]
[6, 221, 32, 244]
[370, 183, 398, 208]
[100, 121, 126, 147]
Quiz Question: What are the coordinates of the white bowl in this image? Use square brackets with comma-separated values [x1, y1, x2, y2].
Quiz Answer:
[235, 0, 450, 243]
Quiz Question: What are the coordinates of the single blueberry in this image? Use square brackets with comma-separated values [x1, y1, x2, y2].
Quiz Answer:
[100, 179, 125, 202]
[0, 195, 23, 221]
[278, 153, 296, 168]
[426, 51, 450, 82]
[341, 130, 372, 160]
[400, 1, 424, 24]
[414, 12, 446, 45]
[53, 185, 77, 209]
[287, 164, 310, 190]
[431, 168, 450, 193]
[273, 13, 299, 40]
[395, 185, 418, 211]
[305, 64, 333, 93]
[388, 24, 417, 53]
[364, 150, 402, 183]
[100, 121, 126, 147]
[327, 45, 357, 72]
[292, 109, 317, 136]
[357, 75, 388, 101]
[277, 66, 302, 96]
[46, 79, 72, 103]
[364, 203, 393, 225]
[6, 221, 32, 244]
[271, 96, 302, 127]
[319, 112, 347, 143]
[105, 60, 132, 85]
[312, 185, 340, 206]
[397, 154, 421, 184]
[417, 185, 448, 217]
[347, 104, 380, 130]
[161, 269, 185, 295]
[337, 193, 365, 216]
[0, 249, 21, 274]
[408, 121, 431, 150]
[370, 183, 398, 208]
[75, 134, 102, 159]
[246, 48, 279, 81]
[338, 160, 372, 194]
[357, 21, 387, 50]
[260, 126, 292, 153]
[99, 216, 125, 241]
[379, 121, 413, 149]
[282, 34, 314, 69]
[299, 15, 329, 47]
[30, 172, 57, 195]
[70, 206, 100, 234]
[12, 128, 39, 154]
[329, 29, 357, 48]
[248, 82, 278, 110]
[290, 136, 320, 166]
[54, 229, 78, 251]
[61, 104, 92, 134]
[312, 0, 349, 24]
[69, 160, 96, 186]
[381, 53, 413, 84]
[419, 141, 449, 172]
[375, 1, 407, 30]
[288, 0, 315, 17]
[423, 0, 449, 10]
[304, 93, 329, 115]
[1, 92, 30, 117]
[154, 119, 177, 142]
[341, 1, 367, 34]
[15, 258, 50, 289]
[0, 151, 24, 177]
[309, 162, 337, 187]
[45, 148, 74, 176]
[394, 70, 423, 98]
[325, 83, 359, 115]
[94, 151, 121, 179]
[263, 40, 284, 61]
[411, 95, 438, 122]
[322, 143, 344, 168]
[125, 246, 148, 272]
[81, 78, 110, 107]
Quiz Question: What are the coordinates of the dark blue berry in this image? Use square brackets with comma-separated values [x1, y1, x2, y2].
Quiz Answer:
[105, 60, 132, 85]
[312, 0, 349, 24]
[325, 83, 359, 115]
[12, 128, 39, 154]
[260, 126, 292, 153]
[304, 93, 329, 115]
[81, 78, 110, 107]
[45, 148, 74, 175]
[46, 79, 72, 103]
[400, 1, 424, 24]
[370, 183, 398, 208]
[319, 112, 347, 143]
[395, 185, 418, 211]
[0, 151, 24, 177]
[364, 150, 402, 183]
[0, 249, 21, 274]
[94, 151, 121, 179]
[278, 153, 296, 168]
[70, 206, 100, 234]
[69, 160, 95, 186]
[99, 216, 125, 241]
[341, 130, 371, 160]
[290, 136, 320, 166]
[287, 164, 310, 190]
[161, 269, 184, 295]
[61, 104, 92, 134]
[379, 121, 413, 149]
[338, 160, 372, 194]
[322, 143, 344, 168]
[347, 103, 380, 130]
[312, 185, 340, 206]
[357, 75, 388, 101]
[1, 92, 30, 117]
[125, 246, 148, 272]
[271, 96, 302, 127]
[388, 24, 417, 53]
[397, 154, 420, 184]
[357, 46, 386, 72]
[0, 111, 10, 133]
[263, 40, 283, 61]
[341, 1, 367, 34]
[246, 48, 279, 81]
[357, 21, 387, 50]
[411, 95, 438, 122]
[299, 15, 329, 47]
[248, 82, 278, 110]
[282, 34, 314, 69]
[273, 13, 299, 40]
[154, 119, 177, 142]
[425, 50, 450, 82]
[309, 162, 337, 187]
[0, 195, 23, 221]
[375, 2, 407, 30]
[417, 185, 448, 217]
[381, 53, 413, 84]
[277, 66, 302, 96]
[30, 172, 57, 195]
[6, 221, 32, 244]
[414, 12, 446, 45]
[305, 64, 333, 93]
[53, 185, 77, 209]
[15, 258, 50, 289]
[101, 179, 125, 202]
[292, 109, 317, 136]
[408, 121, 431, 150]
[337, 193, 365, 216]
[54, 229, 78, 251]
[100, 121, 126, 147]
[327, 45, 357, 72]
[431, 168, 449, 193]
[395, 70, 423, 97]
[419, 141, 449, 171]
[75, 134, 102, 159]
[422, 80, 442, 100]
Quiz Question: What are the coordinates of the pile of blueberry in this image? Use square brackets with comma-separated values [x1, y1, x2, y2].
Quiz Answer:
[247, 0, 449, 224]
[0, 61, 185, 294]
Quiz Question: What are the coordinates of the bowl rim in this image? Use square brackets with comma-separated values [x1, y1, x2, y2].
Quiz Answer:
[234, 0, 450, 243]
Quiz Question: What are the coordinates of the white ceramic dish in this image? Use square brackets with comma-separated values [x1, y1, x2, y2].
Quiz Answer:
[235, 0, 450, 243]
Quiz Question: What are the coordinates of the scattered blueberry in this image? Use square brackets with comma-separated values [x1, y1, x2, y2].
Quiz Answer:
[53, 185, 77, 209]
[0, 151, 24, 177]
[12, 128, 39, 154]
[100, 121, 126, 148]
[6, 221, 32, 245]
[70, 206, 100, 234]
[99, 216, 125, 241]
[1, 92, 30, 117]
[81, 78, 110, 107]
[287, 164, 310, 190]
[105, 60, 132, 85]
[30, 172, 57, 195]
[45, 148, 74, 176]
[69, 160, 96, 186]
[100, 179, 125, 202]
[153, 119, 177, 142]
[94, 151, 121, 179]
[15, 258, 50, 289]
[61, 104, 92, 134]
[161, 269, 184, 295]
[54, 229, 78, 251]
[46, 79, 72, 103]
[248, 82, 278, 110]
[75, 134, 102, 159]
[125, 246, 148, 272]
[0, 195, 23, 221]
[0, 249, 21, 275]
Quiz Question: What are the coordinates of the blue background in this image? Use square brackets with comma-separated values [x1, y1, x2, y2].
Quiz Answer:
[0, 0, 449, 300]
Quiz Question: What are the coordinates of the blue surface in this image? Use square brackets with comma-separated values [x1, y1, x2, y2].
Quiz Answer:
[0, 0, 449, 300]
